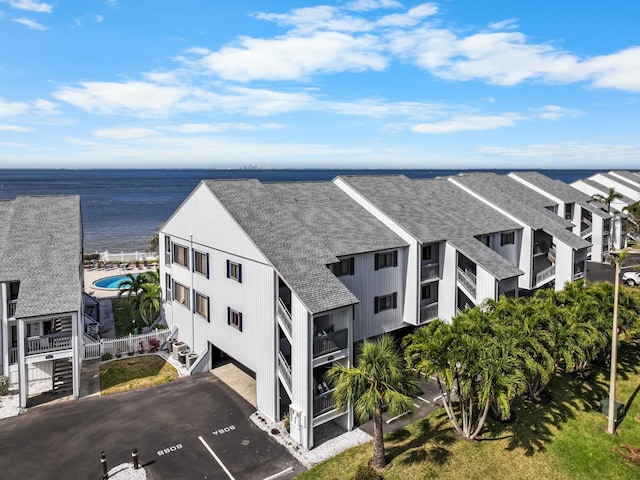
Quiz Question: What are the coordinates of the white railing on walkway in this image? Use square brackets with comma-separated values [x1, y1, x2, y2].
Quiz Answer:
[277, 298, 292, 338]
[420, 262, 439, 281]
[535, 264, 556, 285]
[9, 347, 17, 364]
[457, 267, 476, 297]
[278, 351, 292, 392]
[97, 251, 158, 263]
[420, 302, 439, 322]
[26, 332, 72, 355]
[83, 329, 172, 360]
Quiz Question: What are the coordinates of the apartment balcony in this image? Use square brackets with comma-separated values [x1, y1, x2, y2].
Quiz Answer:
[574, 262, 586, 280]
[9, 347, 17, 364]
[277, 351, 292, 393]
[420, 262, 439, 282]
[277, 297, 292, 340]
[533, 241, 549, 256]
[548, 244, 556, 262]
[420, 302, 438, 322]
[26, 332, 72, 356]
[7, 299, 17, 318]
[457, 267, 476, 297]
[313, 328, 348, 358]
[535, 264, 555, 286]
[313, 388, 337, 417]
[581, 226, 592, 238]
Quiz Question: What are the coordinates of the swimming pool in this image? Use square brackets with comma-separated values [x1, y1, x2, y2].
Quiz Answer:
[92, 274, 139, 290]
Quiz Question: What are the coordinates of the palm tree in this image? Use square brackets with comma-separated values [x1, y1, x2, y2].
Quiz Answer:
[117, 273, 146, 303]
[325, 335, 420, 470]
[139, 282, 162, 327]
[592, 187, 623, 213]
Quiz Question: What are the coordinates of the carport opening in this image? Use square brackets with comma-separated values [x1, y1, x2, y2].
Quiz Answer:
[208, 343, 257, 408]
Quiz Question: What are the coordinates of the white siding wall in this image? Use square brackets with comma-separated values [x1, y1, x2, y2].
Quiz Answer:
[333, 178, 418, 326]
[518, 228, 534, 289]
[289, 291, 312, 448]
[337, 250, 407, 341]
[475, 266, 497, 304]
[555, 242, 574, 290]
[493, 229, 521, 267]
[439, 243, 458, 321]
[161, 184, 277, 423]
[9, 361, 52, 393]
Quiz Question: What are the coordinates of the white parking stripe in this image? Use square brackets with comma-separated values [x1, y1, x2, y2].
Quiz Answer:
[414, 403, 420, 408]
[262, 467, 294, 480]
[386, 411, 411, 424]
[198, 436, 236, 480]
[418, 396, 430, 404]
[433, 395, 443, 401]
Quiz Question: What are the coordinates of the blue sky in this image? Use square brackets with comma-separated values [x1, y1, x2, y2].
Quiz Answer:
[1, 0, 640, 169]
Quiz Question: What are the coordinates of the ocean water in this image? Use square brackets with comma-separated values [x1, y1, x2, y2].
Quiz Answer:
[0, 168, 608, 252]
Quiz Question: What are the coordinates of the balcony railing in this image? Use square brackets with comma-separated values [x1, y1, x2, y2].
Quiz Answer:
[25, 332, 72, 356]
[313, 328, 348, 358]
[7, 299, 17, 318]
[535, 264, 555, 285]
[313, 388, 337, 417]
[9, 347, 17, 364]
[581, 226, 592, 238]
[420, 302, 438, 322]
[574, 262, 586, 279]
[457, 267, 476, 297]
[420, 262, 439, 281]
[277, 298, 292, 338]
[278, 351, 292, 391]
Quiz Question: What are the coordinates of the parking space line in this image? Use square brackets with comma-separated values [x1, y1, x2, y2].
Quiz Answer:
[198, 436, 236, 480]
[386, 410, 411, 424]
[418, 396, 430, 404]
[433, 394, 443, 401]
[262, 466, 294, 480]
[413, 403, 420, 408]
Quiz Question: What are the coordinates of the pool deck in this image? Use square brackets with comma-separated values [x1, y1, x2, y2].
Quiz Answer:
[84, 265, 158, 299]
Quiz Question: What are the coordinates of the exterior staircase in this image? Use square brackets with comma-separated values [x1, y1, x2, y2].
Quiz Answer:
[54, 316, 72, 333]
[53, 358, 73, 395]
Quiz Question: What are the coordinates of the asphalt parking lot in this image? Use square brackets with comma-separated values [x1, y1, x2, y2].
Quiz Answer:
[587, 252, 640, 285]
[0, 374, 304, 480]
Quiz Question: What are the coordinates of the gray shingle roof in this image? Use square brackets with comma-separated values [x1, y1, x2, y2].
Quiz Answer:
[336, 175, 521, 243]
[510, 171, 591, 204]
[448, 237, 523, 280]
[577, 178, 636, 205]
[0, 196, 82, 319]
[611, 171, 640, 186]
[203, 180, 406, 314]
[450, 173, 590, 250]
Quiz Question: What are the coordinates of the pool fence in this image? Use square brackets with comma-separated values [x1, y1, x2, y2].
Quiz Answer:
[84, 328, 173, 360]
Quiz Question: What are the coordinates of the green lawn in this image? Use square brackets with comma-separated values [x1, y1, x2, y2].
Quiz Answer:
[297, 341, 640, 479]
[111, 297, 145, 336]
[100, 355, 179, 395]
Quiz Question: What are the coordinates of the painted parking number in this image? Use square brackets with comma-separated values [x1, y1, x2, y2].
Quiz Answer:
[212, 425, 235, 436]
[157, 444, 183, 456]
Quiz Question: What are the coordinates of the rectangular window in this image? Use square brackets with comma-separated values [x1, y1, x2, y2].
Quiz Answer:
[500, 232, 515, 246]
[565, 203, 574, 220]
[374, 292, 398, 313]
[421, 284, 431, 300]
[227, 260, 242, 282]
[194, 251, 209, 277]
[173, 281, 190, 308]
[227, 307, 243, 331]
[421, 245, 432, 261]
[194, 292, 210, 321]
[173, 243, 189, 268]
[164, 235, 171, 263]
[374, 250, 398, 270]
[331, 257, 354, 276]
[165, 274, 172, 300]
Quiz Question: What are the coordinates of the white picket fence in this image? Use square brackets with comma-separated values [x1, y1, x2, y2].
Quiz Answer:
[84, 329, 172, 360]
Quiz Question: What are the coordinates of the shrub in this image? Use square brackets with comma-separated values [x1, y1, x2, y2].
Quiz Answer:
[100, 352, 113, 361]
[83, 253, 100, 261]
[0, 375, 9, 395]
[149, 338, 161, 352]
[352, 465, 382, 480]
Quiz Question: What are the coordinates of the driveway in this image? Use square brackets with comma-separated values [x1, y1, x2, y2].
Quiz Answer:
[0, 373, 304, 480]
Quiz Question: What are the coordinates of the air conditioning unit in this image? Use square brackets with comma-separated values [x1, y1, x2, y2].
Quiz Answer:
[172, 341, 189, 360]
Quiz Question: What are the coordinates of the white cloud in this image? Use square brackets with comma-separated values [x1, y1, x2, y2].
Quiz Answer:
[93, 127, 160, 139]
[582, 47, 640, 92]
[54, 81, 187, 116]
[0, 125, 32, 132]
[0, 99, 30, 116]
[255, 6, 372, 34]
[536, 105, 582, 120]
[0, 97, 57, 117]
[0, 141, 27, 148]
[479, 142, 640, 162]
[412, 113, 522, 134]
[13, 17, 47, 30]
[2, 0, 52, 13]
[488, 19, 518, 31]
[345, 0, 403, 12]
[198, 31, 386, 82]
[167, 122, 281, 134]
[377, 3, 438, 27]
[95, 14, 104, 23]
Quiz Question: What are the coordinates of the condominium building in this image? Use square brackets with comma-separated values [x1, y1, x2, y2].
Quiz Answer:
[0, 195, 85, 409]
[160, 171, 594, 450]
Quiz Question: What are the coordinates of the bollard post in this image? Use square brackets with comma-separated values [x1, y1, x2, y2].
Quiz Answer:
[101, 451, 109, 479]
[132, 448, 139, 469]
